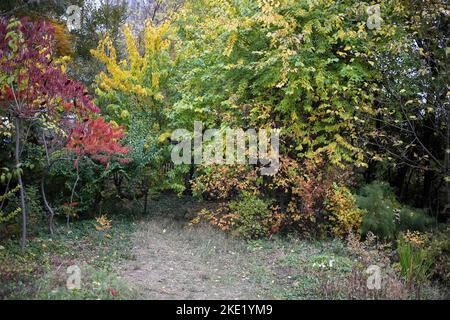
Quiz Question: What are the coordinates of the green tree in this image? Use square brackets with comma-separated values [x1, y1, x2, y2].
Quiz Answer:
[363, 0, 449, 214]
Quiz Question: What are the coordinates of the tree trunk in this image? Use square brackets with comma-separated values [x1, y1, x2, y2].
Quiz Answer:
[394, 166, 408, 201]
[445, 107, 450, 206]
[40, 176, 54, 235]
[15, 118, 27, 252]
[68, 164, 80, 227]
[422, 168, 434, 208]
[143, 191, 148, 215]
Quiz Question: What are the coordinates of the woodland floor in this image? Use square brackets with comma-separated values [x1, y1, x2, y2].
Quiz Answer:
[116, 195, 353, 300]
[111, 195, 447, 300]
[1, 195, 447, 300]
[117, 195, 263, 299]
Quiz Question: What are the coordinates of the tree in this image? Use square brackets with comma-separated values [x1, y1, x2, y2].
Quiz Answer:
[68, 0, 129, 86]
[0, 17, 128, 250]
[362, 0, 449, 214]
[171, 0, 396, 168]
[91, 19, 187, 210]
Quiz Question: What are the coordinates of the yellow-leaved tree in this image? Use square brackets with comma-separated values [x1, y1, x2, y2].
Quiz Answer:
[90, 19, 187, 207]
[91, 20, 173, 123]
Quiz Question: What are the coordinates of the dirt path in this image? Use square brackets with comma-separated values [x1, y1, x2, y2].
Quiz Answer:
[117, 196, 265, 299]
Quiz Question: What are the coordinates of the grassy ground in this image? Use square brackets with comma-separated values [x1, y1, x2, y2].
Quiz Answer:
[0, 211, 139, 299]
[114, 195, 448, 300]
[123, 221, 357, 300]
[118, 198, 354, 299]
[0, 194, 448, 300]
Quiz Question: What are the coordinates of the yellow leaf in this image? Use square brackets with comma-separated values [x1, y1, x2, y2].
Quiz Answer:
[158, 131, 172, 143]
[120, 110, 130, 119]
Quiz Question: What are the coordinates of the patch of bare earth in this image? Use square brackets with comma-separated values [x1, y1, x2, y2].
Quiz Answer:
[117, 195, 265, 299]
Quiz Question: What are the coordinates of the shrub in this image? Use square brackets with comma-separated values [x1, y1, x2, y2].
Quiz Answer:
[325, 185, 365, 238]
[356, 182, 432, 239]
[397, 207, 433, 233]
[0, 185, 43, 237]
[48, 158, 108, 218]
[193, 156, 360, 238]
[228, 193, 274, 239]
[270, 156, 353, 236]
[24, 185, 45, 233]
[0, 185, 21, 225]
[191, 165, 259, 200]
[356, 182, 397, 239]
[423, 227, 450, 286]
[194, 193, 280, 239]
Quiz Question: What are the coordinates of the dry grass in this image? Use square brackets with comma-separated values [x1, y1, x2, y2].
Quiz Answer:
[118, 195, 262, 299]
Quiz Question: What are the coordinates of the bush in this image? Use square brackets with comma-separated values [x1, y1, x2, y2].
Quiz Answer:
[0, 185, 21, 225]
[398, 207, 433, 233]
[193, 156, 361, 239]
[325, 185, 365, 238]
[271, 155, 353, 236]
[228, 193, 274, 239]
[191, 165, 259, 200]
[356, 182, 432, 239]
[194, 193, 280, 239]
[0, 184, 44, 238]
[24, 185, 45, 233]
[48, 158, 108, 218]
[423, 227, 450, 286]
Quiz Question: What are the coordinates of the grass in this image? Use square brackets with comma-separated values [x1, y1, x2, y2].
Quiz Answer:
[0, 212, 139, 300]
[123, 199, 362, 299]
[243, 236, 356, 299]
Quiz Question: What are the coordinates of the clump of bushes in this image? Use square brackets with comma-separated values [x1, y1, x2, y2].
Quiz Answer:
[192, 168, 434, 243]
[228, 193, 275, 239]
[356, 182, 433, 240]
[325, 185, 365, 238]
[423, 227, 450, 287]
[267, 156, 366, 238]
[270, 156, 348, 236]
[194, 192, 280, 239]
[192, 157, 365, 239]
[191, 165, 259, 200]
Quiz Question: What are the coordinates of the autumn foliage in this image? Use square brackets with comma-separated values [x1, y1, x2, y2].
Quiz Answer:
[0, 17, 128, 162]
[0, 18, 99, 117]
[0, 17, 129, 248]
[66, 118, 129, 166]
[1, 0, 448, 252]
